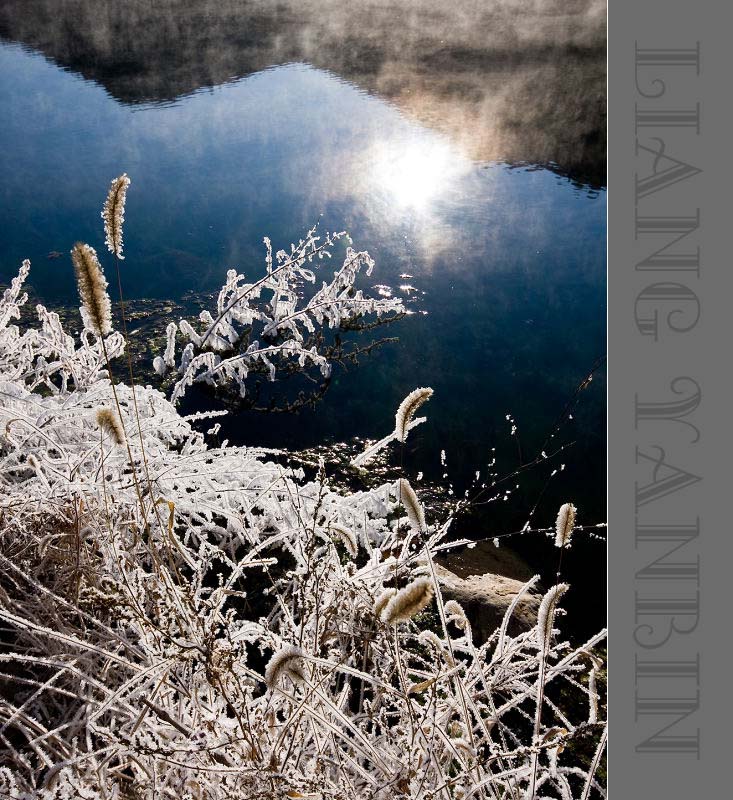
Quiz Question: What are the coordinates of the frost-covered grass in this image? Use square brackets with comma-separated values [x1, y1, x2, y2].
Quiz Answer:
[0, 178, 606, 799]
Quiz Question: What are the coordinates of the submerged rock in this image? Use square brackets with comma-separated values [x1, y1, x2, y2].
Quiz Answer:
[438, 539, 535, 583]
[434, 559, 541, 642]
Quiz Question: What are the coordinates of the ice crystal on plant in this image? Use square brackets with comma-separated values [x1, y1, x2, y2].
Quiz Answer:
[70, 242, 112, 337]
[394, 386, 433, 443]
[96, 407, 125, 445]
[101, 173, 130, 259]
[555, 502, 577, 548]
[380, 576, 434, 625]
[397, 476, 426, 533]
[0, 192, 606, 799]
[158, 228, 405, 406]
[265, 645, 307, 690]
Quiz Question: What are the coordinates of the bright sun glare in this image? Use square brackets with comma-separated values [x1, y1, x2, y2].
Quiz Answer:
[368, 137, 466, 212]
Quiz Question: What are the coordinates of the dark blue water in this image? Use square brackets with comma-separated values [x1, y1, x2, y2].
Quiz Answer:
[0, 35, 606, 629]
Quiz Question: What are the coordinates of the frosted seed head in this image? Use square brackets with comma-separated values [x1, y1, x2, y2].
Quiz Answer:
[555, 503, 577, 548]
[102, 173, 131, 259]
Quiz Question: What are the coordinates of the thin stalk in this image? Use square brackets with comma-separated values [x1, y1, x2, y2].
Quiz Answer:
[112, 255, 179, 576]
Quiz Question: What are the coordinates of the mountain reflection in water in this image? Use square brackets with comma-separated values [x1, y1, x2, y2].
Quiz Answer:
[0, 0, 606, 186]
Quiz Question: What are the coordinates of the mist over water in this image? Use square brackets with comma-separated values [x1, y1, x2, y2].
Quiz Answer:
[0, 0, 606, 632]
[0, 0, 606, 184]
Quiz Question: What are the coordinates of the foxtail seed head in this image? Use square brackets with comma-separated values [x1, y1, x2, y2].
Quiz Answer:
[102, 173, 131, 259]
[554, 503, 576, 548]
[96, 408, 125, 445]
[381, 577, 434, 625]
[71, 243, 112, 337]
[265, 645, 306, 690]
[394, 387, 433, 443]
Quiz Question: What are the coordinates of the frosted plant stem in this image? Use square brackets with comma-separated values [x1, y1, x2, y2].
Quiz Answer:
[98, 335, 160, 570]
[73, 491, 81, 605]
[424, 545, 486, 790]
[392, 628, 418, 751]
[579, 723, 607, 800]
[555, 547, 565, 585]
[113, 256, 177, 574]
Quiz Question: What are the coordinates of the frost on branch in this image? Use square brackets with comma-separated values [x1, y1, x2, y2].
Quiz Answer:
[156, 228, 405, 408]
[0, 259, 124, 393]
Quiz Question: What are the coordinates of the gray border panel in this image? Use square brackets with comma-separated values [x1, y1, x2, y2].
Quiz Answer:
[609, 1, 731, 794]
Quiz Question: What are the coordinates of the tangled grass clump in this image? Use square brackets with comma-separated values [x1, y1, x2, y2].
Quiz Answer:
[0, 178, 606, 799]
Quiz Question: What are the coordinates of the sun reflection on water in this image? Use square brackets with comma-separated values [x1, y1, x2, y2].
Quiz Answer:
[366, 135, 469, 212]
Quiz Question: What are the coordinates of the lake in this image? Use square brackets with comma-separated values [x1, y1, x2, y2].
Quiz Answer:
[0, 0, 606, 633]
